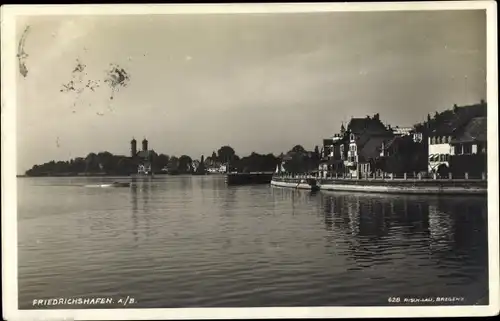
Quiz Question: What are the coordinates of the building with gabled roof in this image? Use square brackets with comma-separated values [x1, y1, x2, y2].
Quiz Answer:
[447, 116, 487, 178]
[344, 114, 393, 177]
[427, 101, 487, 173]
[318, 124, 348, 178]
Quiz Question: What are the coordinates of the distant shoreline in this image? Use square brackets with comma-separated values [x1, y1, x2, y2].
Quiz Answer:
[16, 173, 224, 178]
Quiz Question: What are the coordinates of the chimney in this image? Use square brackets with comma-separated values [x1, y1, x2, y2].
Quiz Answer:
[480, 99, 486, 105]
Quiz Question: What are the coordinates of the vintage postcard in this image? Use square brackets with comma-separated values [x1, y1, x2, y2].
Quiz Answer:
[1, 1, 499, 320]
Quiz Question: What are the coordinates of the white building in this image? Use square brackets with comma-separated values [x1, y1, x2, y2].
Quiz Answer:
[207, 167, 219, 174]
[428, 135, 452, 173]
[392, 126, 413, 137]
[427, 101, 487, 174]
[412, 132, 423, 143]
[138, 163, 152, 175]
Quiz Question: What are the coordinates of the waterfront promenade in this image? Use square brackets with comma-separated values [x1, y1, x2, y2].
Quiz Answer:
[271, 172, 488, 195]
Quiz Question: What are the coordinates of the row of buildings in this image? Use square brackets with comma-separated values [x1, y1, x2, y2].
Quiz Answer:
[313, 100, 487, 179]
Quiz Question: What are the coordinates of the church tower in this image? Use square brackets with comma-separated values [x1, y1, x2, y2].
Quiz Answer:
[142, 138, 148, 151]
[131, 138, 137, 157]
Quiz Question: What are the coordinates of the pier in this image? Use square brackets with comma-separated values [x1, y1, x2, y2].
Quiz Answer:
[271, 173, 487, 195]
[225, 172, 274, 185]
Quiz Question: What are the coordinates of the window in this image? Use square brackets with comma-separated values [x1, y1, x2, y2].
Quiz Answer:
[350, 134, 355, 141]
[463, 144, 472, 155]
[431, 137, 435, 145]
[442, 136, 447, 143]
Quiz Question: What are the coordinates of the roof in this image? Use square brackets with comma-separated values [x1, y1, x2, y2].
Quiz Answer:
[136, 150, 151, 158]
[347, 116, 389, 135]
[358, 136, 388, 162]
[381, 137, 399, 151]
[323, 138, 334, 145]
[431, 103, 487, 136]
[450, 116, 487, 144]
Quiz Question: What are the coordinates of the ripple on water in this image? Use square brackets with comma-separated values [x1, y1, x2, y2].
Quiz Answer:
[17, 177, 489, 308]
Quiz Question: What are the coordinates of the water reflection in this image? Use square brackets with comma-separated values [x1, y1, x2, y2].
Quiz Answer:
[198, 175, 206, 190]
[179, 175, 192, 190]
[221, 186, 237, 213]
[143, 178, 151, 237]
[131, 177, 138, 243]
[19, 177, 490, 308]
[129, 177, 156, 241]
[319, 191, 487, 272]
[271, 187, 321, 216]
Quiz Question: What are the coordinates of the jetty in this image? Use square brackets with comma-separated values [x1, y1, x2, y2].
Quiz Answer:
[225, 172, 274, 185]
[271, 173, 487, 195]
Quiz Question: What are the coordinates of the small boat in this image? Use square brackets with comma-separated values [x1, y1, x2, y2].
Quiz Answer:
[109, 182, 131, 187]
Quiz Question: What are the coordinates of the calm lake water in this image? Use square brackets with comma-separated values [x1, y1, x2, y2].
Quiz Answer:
[17, 175, 489, 308]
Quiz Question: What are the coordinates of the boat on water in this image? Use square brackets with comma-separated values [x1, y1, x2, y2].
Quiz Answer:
[271, 176, 320, 191]
[109, 182, 131, 187]
[86, 182, 131, 188]
[83, 182, 130, 187]
[270, 165, 320, 192]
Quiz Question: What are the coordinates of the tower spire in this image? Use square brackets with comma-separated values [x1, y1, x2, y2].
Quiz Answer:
[131, 137, 137, 157]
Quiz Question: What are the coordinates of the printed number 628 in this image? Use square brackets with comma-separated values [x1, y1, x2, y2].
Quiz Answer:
[388, 297, 401, 303]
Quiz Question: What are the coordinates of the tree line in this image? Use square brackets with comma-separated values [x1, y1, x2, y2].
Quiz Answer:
[24, 144, 321, 177]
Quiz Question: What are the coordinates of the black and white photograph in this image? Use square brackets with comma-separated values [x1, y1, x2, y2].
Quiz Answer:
[1, 2, 498, 320]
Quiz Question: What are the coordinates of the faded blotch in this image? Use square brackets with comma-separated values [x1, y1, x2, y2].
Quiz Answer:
[17, 26, 30, 78]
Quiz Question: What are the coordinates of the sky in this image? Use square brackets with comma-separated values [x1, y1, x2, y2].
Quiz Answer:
[16, 10, 487, 173]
